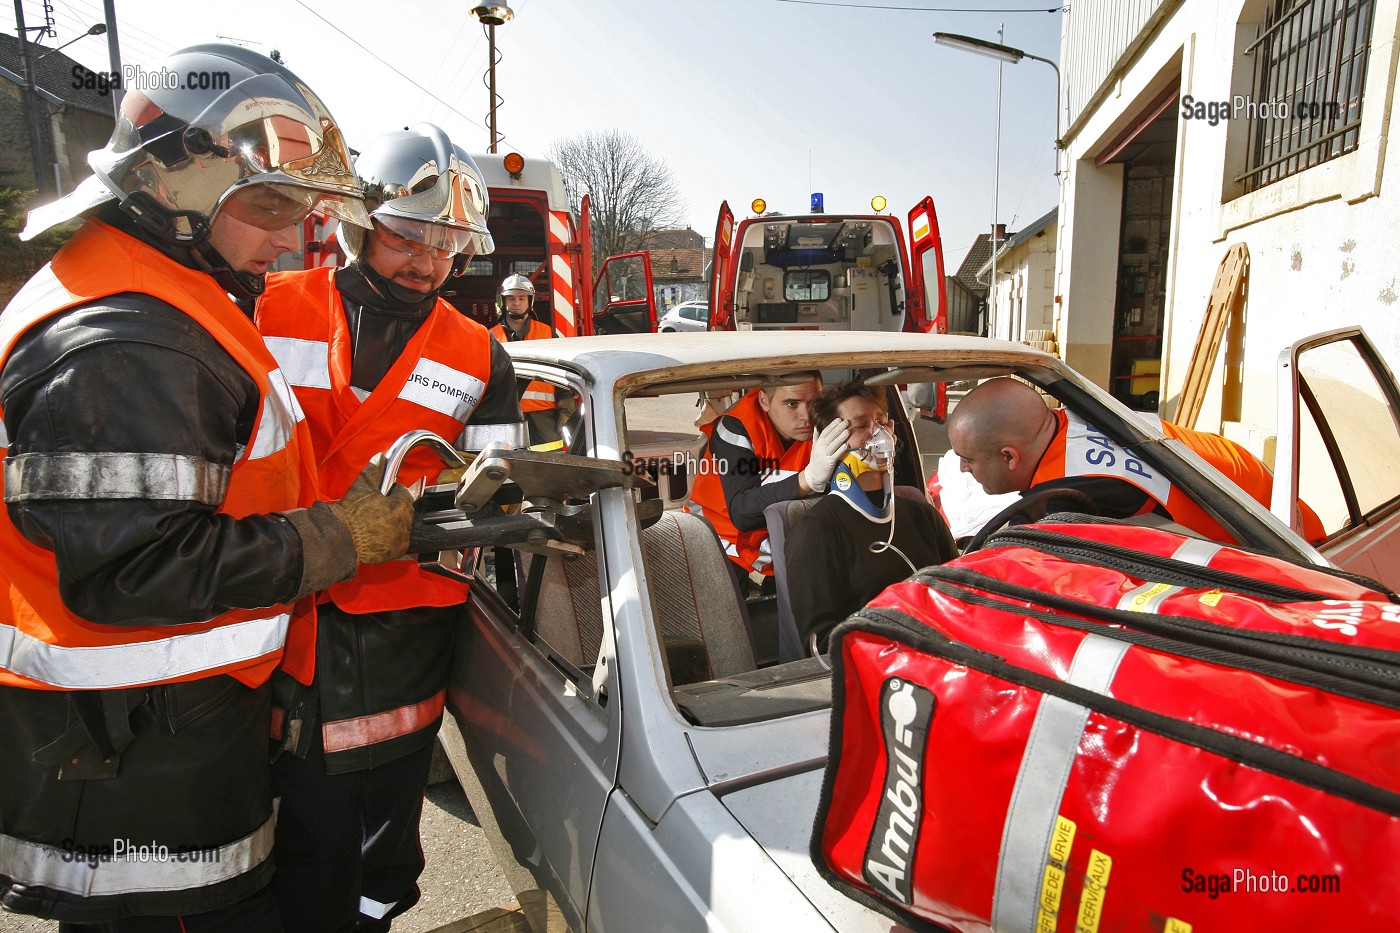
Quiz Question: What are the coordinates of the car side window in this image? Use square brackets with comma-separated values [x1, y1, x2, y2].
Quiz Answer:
[1294, 337, 1400, 534]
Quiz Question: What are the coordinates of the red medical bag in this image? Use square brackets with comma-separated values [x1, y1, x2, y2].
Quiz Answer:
[813, 520, 1400, 932]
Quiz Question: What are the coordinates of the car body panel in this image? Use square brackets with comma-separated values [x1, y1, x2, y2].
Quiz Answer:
[440, 330, 1363, 931]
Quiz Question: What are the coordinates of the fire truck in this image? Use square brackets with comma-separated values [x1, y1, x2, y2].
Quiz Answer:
[302, 151, 601, 337]
[440, 151, 595, 336]
[706, 195, 946, 335]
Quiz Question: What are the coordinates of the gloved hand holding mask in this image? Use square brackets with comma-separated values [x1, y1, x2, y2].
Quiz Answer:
[802, 417, 851, 493]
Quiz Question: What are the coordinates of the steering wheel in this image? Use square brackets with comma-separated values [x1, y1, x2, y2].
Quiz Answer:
[963, 486, 1102, 553]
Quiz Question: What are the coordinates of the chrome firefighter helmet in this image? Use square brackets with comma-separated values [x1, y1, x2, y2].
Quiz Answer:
[341, 123, 494, 263]
[23, 43, 368, 244]
[497, 273, 535, 313]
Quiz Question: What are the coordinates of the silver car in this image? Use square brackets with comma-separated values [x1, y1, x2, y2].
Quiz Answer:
[431, 328, 1400, 931]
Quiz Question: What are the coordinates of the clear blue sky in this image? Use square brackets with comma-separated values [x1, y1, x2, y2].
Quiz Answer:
[6, 0, 1064, 269]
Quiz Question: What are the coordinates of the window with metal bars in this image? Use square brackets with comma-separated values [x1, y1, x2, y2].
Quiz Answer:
[1238, 0, 1374, 192]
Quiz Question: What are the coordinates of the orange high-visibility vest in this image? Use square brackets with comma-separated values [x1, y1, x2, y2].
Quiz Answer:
[258, 268, 494, 612]
[1032, 409, 1315, 542]
[687, 389, 811, 575]
[490, 319, 557, 412]
[0, 220, 319, 690]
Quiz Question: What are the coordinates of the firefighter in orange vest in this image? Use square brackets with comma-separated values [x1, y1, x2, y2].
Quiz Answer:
[489, 274, 568, 445]
[946, 377, 1325, 542]
[0, 45, 415, 928]
[256, 124, 525, 932]
[688, 377, 851, 584]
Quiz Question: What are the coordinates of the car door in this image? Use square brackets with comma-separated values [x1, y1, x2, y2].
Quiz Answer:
[709, 201, 736, 330]
[591, 252, 657, 334]
[441, 367, 622, 931]
[1272, 326, 1400, 589]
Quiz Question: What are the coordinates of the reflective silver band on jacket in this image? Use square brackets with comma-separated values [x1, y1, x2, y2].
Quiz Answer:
[0, 811, 275, 897]
[461, 421, 527, 451]
[0, 613, 290, 689]
[3, 452, 229, 504]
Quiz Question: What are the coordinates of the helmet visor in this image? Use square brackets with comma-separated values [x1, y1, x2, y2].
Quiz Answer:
[372, 161, 494, 256]
[375, 213, 485, 260]
[219, 182, 366, 231]
[92, 78, 369, 235]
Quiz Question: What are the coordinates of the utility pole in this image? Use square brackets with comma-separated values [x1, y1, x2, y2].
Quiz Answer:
[14, 0, 50, 196]
[990, 22, 1003, 340]
[104, 0, 123, 117]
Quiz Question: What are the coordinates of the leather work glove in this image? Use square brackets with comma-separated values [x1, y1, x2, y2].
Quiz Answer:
[435, 451, 477, 487]
[802, 418, 851, 493]
[325, 453, 416, 565]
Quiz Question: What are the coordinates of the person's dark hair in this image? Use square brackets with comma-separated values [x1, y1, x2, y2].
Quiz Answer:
[811, 379, 888, 432]
[759, 372, 822, 400]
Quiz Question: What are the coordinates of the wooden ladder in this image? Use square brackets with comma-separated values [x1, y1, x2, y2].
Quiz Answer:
[1174, 243, 1249, 429]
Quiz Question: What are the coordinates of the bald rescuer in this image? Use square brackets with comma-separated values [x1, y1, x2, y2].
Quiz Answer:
[946, 377, 1323, 542]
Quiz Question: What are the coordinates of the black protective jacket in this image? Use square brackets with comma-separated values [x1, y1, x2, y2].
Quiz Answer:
[0, 214, 307, 921]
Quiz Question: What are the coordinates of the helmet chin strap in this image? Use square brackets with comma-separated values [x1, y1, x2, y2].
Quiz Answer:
[192, 241, 266, 300]
[355, 258, 440, 313]
[111, 196, 266, 301]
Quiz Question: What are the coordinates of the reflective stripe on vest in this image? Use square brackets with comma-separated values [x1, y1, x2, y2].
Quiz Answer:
[0, 221, 319, 690]
[0, 612, 290, 690]
[0, 811, 274, 898]
[463, 422, 527, 452]
[490, 320, 557, 412]
[1036, 409, 1281, 542]
[321, 688, 447, 753]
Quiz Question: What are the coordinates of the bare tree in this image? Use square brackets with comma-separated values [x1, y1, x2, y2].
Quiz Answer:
[547, 130, 685, 279]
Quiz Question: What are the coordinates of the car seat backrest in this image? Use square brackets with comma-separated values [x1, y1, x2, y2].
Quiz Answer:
[641, 510, 756, 684]
[764, 497, 824, 664]
[532, 510, 756, 684]
[535, 553, 603, 669]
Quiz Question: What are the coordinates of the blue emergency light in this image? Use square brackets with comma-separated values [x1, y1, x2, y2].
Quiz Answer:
[810, 192, 824, 213]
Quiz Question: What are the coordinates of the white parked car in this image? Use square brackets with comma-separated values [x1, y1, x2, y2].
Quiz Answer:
[412, 327, 1399, 931]
[657, 300, 710, 332]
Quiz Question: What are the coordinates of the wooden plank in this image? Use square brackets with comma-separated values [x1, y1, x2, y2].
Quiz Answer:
[1175, 243, 1249, 429]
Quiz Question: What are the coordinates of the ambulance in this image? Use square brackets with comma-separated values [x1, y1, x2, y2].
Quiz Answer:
[302, 150, 660, 337]
[705, 194, 946, 335]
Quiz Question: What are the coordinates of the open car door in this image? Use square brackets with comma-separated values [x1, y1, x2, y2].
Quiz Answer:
[908, 196, 948, 420]
[1272, 325, 1400, 589]
[708, 201, 736, 330]
[591, 251, 656, 335]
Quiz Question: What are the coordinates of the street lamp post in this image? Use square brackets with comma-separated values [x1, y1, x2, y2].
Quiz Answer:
[934, 31, 1063, 340]
[470, 2, 515, 154]
[36, 23, 107, 61]
[932, 31, 1063, 172]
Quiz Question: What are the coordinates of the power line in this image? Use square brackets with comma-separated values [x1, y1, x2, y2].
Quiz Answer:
[772, 0, 1063, 11]
[292, 0, 487, 132]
